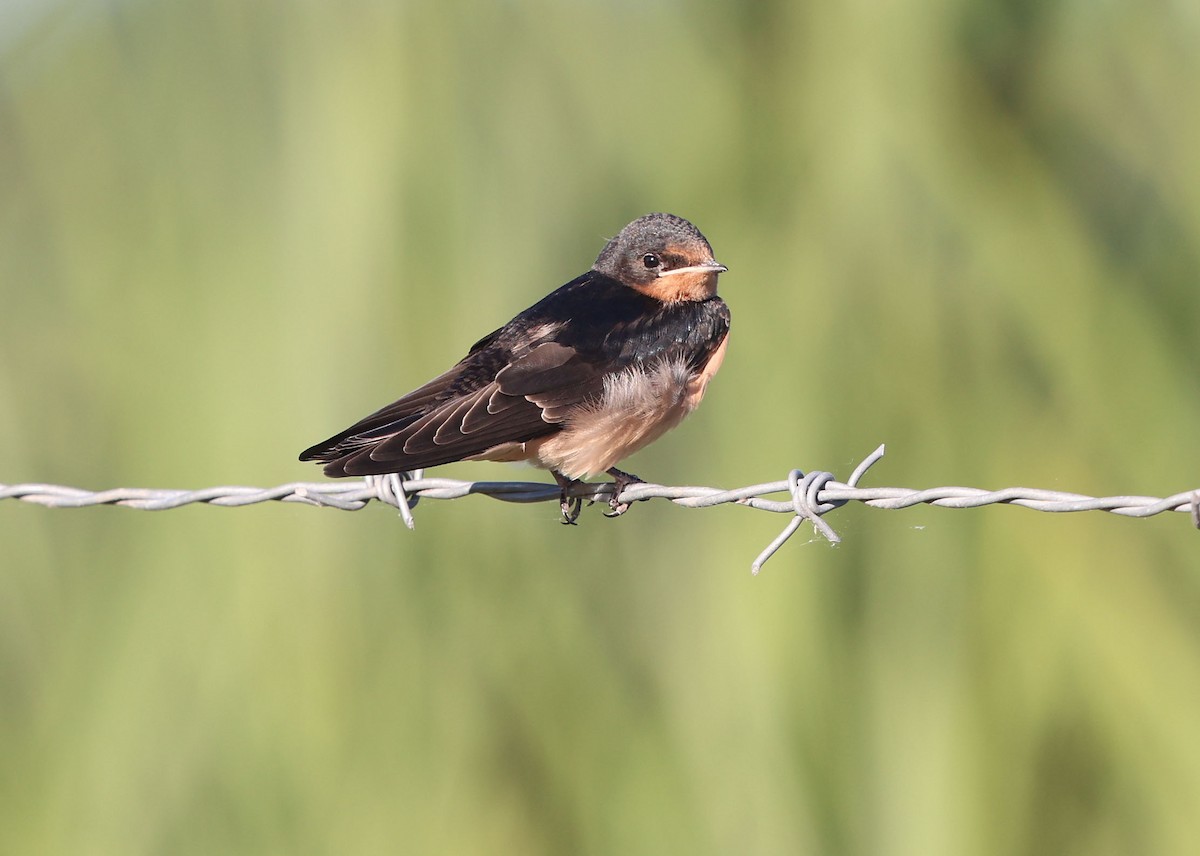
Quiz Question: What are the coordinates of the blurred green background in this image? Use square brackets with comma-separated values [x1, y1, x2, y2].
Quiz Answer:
[2, 0, 1199, 853]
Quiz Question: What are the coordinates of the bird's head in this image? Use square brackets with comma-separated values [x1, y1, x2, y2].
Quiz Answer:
[593, 213, 727, 302]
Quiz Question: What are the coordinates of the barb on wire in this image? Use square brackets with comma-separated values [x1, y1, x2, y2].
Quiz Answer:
[3, 444, 1198, 573]
[746, 446, 886, 574]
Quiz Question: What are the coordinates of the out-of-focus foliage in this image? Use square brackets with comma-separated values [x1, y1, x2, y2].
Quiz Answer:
[2, 0, 1198, 853]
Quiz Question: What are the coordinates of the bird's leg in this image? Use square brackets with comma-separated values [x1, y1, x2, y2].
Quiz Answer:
[603, 467, 645, 518]
[552, 470, 583, 525]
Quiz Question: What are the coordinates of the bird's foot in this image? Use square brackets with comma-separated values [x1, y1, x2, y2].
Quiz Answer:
[552, 471, 583, 525]
[603, 467, 645, 518]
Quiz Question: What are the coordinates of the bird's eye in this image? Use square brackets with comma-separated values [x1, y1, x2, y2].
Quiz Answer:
[642, 253, 660, 269]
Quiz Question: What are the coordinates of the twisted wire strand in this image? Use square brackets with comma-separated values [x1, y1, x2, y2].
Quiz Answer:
[3, 445, 1197, 572]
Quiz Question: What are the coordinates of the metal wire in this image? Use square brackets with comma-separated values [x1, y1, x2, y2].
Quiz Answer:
[3, 445, 1197, 573]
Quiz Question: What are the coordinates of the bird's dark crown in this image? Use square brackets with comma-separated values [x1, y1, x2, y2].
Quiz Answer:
[593, 213, 721, 289]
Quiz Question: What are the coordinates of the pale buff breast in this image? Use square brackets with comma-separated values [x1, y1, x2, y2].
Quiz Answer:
[533, 334, 729, 479]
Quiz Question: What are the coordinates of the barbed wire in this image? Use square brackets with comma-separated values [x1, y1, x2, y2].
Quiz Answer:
[3, 445, 1197, 573]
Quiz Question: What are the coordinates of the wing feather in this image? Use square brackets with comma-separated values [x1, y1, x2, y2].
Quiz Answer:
[318, 343, 612, 476]
[298, 364, 465, 461]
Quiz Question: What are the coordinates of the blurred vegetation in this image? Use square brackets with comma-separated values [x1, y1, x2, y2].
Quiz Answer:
[2, 0, 1199, 853]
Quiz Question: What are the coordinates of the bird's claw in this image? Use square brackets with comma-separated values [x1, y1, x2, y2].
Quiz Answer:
[553, 471, 583, 525]
[560, 494, 582, 525]
[554, 468, 644, 521]
[603, 468, 645, 518]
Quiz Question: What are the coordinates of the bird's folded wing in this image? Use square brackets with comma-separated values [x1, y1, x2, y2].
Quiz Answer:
[320, 342, 614, 475]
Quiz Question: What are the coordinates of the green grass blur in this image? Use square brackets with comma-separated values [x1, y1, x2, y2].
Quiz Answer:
[2, 0, 1199, 853]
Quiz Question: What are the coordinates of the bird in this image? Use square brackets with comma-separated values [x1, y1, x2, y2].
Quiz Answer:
[299, 212, 730, 523]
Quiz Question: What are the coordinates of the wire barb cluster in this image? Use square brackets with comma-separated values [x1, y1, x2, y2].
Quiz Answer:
[3, 444, 1198, 573]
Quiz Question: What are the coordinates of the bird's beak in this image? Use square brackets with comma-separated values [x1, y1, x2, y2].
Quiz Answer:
[657, 259, 728, 277]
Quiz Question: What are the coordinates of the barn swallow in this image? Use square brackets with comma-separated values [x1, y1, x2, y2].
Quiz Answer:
[299, 212, 730, 523]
